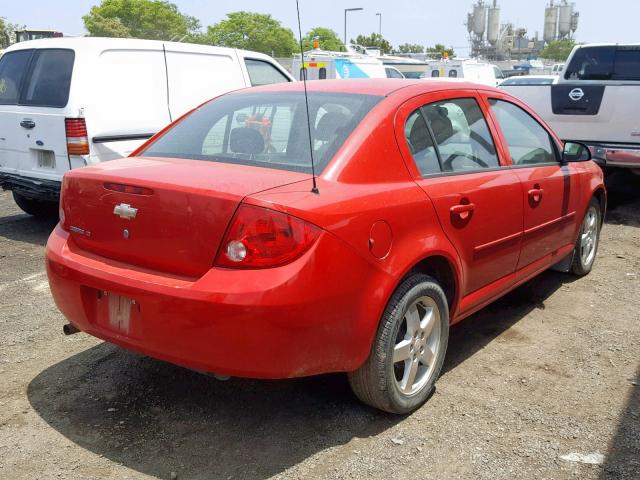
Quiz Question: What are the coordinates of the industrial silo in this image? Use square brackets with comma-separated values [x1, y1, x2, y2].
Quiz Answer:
[543, 2, 558, 44]
[487, 2, 501, 45]
[558, 1, 573, 38]
[570, 11, 579, 36]
[472, 1, 487, 38]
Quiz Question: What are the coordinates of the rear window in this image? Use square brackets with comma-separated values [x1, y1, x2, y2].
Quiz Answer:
[244, 59, 290, 86]
[22, 49, 75, 107]
[0, 50, 33, 105]
[565, 46, 640, 81]
[142, 92, 382, 174]
[0, 48, 74, 107]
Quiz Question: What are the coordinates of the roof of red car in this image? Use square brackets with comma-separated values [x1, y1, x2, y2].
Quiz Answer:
[244, 79, 496, 97]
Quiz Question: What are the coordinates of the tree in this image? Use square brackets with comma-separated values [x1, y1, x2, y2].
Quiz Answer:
[540, 39, 576, 61]
[351, 33, 393, 55]
[194, 12, 297, 57]
[83, 0, 200, 41]
[397, 43, 424, 54]
[0, 18, 24, 48]
[301, 27, 344, 52]
[425, 43, 455, 59]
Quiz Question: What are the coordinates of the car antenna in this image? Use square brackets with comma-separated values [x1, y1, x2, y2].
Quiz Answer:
[295, 0, 319, 194]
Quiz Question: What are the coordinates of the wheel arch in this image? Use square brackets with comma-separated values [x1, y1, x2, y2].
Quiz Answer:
[402, 253, 462, 320]
[592, 187, 607, 224]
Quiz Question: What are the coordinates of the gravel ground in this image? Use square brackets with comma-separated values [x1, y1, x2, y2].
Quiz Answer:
[0, 171, 638, 480]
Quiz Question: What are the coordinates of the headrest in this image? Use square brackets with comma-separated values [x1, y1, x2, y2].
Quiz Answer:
[425, 106, 453, 145]
[409, 117, 432, 153]
[230, 127, 264, 155]
[316, 112, 348, 141]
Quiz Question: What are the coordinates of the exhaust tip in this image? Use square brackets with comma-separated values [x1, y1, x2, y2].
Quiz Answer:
[63, 323, 80, 335]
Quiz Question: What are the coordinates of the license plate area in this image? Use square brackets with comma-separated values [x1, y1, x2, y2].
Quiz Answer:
[82, 287, 141, 338]
[34, 149, 56, 169]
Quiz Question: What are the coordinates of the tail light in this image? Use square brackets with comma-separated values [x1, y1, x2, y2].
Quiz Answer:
[65, 118, 89, 155]
[215, 205, 321, 269]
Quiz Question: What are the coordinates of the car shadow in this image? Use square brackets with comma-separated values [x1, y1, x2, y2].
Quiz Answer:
[443, 269, 576, 374]
[604, 170, 640, 228]
[600, 367, 640, 479]
[0, 212, 58, 246]
[27, 345, 397, 480]
[27, 270, 576, 479]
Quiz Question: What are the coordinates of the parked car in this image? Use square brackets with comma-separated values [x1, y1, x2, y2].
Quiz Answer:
[499, 75, 558, 86]
[46, 79, 605, 414]
[385, 66, 405, 78]
[423, 60, 504, 86]
[500, 43, 640, 174]
[0, 37, 293, 215]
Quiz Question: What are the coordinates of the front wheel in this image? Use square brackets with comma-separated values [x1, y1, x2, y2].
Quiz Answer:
[348, 274, 449, 414]
[12, 192, 58, 218]
[570, 198, 601, 276]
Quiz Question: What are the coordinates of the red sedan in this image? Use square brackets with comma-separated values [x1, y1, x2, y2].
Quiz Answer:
[46, 79, 605, 413]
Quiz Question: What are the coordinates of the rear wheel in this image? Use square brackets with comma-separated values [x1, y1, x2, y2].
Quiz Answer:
[348, 274, 449, 414]
[570, 198, 601, 276]
[12, 192, 58, 218]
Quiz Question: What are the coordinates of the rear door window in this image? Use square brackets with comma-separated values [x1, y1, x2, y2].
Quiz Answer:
[422, 98, 499, 173]
[244, 59, 290, 86]
[21, 49, 74, 107]
[0, 49, 33, 105]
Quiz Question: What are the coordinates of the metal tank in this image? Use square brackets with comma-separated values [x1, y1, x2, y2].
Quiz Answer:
[487, 2, 501, 45]
[570, 11, 579, 35]
[543, 2, 558, 44]
[472, 1, 487, 37]
[558, 1, 573, 37]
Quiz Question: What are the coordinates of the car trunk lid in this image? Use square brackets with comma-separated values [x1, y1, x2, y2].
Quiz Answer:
[62, 157, 308, 277]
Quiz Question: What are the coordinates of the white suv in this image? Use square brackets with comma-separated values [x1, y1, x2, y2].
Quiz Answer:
[0, 37, 293, 215]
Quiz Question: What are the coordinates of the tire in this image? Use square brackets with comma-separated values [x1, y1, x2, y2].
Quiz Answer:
[12, 192, 58, 218]
[570, 197, 601, 276]
[348, 274, 449, 414]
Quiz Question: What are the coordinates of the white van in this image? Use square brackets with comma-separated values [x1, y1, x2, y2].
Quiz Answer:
[423, 60, 504, 87]
[292, 49, 387, 81]
[0, 37, 293, 215]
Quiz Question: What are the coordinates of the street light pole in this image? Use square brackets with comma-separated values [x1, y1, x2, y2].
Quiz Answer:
[376, 13, 382, 36]
[344, 7, 364, 47]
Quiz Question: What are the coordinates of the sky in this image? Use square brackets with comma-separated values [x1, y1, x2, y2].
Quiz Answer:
[1, 0, 638, 55]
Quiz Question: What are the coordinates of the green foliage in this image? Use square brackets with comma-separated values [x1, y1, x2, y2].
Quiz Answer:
[301, 27, 344, 52]
[193, 11, 297, 57]
[540, 39, 576, 61]
[0, 18, 24, 48]
[425, 43, 455, 59]
[397, 43, 424, 54]
[351, 33, 393, 55]
[83, 0, 200, 40]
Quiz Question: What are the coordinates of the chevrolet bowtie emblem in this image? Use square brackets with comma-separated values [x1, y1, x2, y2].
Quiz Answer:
[113, 203, 138, 220]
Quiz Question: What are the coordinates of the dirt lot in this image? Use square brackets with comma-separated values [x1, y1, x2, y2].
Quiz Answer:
[0, 172, 638, 480]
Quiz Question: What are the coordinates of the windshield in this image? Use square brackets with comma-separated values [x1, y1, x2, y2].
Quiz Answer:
[142, 91, 381, 174]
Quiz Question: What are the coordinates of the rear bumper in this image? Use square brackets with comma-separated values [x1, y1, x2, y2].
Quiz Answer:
[584, 143, 640, 169]
[0, 172, 61, 201]
[46, 225, 389, 379]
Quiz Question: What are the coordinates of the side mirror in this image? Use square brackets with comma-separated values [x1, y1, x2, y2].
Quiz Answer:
[563, 141, 592, 163]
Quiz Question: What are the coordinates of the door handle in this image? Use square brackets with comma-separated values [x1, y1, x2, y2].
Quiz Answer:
[528, 188, 544, 203]
[450, 203, 475, 220]
[20, 120, 36, 129]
